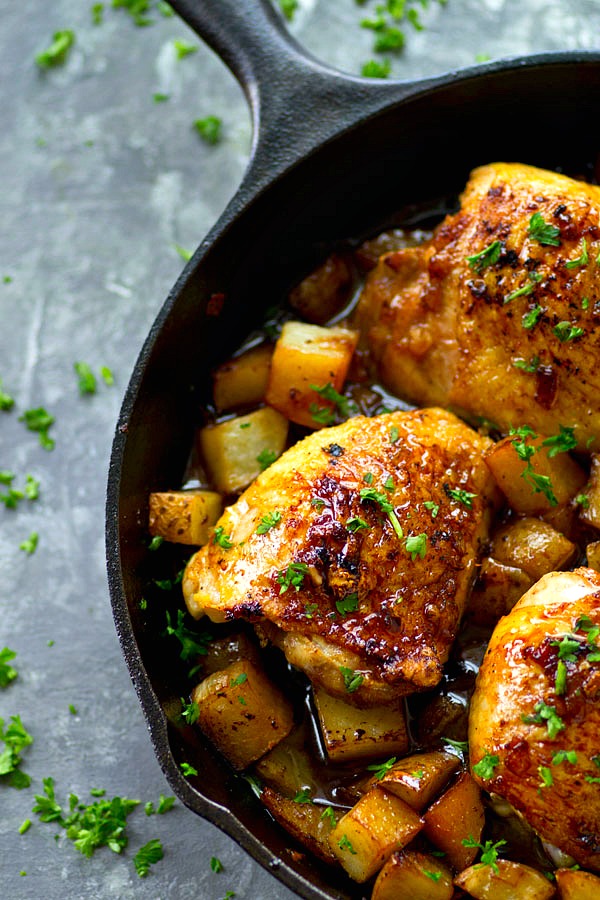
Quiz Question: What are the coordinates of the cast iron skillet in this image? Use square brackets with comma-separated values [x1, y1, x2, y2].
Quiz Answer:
[106, 1, 600, 897]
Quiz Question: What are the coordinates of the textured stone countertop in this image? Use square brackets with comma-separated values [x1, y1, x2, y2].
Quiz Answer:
[1, 1, 599, 898]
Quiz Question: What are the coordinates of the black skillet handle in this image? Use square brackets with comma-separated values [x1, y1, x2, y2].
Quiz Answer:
[169, 0, 414, 195]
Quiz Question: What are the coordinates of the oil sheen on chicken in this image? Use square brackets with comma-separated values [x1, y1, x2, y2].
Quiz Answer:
[469, 568, 600, 870]
[354, 163, 600, 451]
[183, 408, 498, 705]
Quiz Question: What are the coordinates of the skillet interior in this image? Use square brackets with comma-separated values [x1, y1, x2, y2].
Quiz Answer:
[107, 57, 600, 900]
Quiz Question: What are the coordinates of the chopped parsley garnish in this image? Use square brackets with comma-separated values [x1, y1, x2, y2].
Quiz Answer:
[346, 516, 370, 533]
[522, 700, 565, 740]
[293, 788, 313, 804]
[68, 704, 78, 716]
[509, 425, 558, 506]
[230, 672, 247, 687]
[336, 593, 359, 616]
[19, 532, 39, 555]
[100, 366, 114, 386]
[0, 647, 18, 688]
[405, 533, 427, 561]
[338, 834, 357, 854]
[538, 765, 553, 789]
[339, 666, 364, 694]
[577, 493, 590, 509]
[163, 609, 212, 661]
[213, 526, 234, 549]
[461, 836, 507, 875]
[553, 322, 585, 342]
[0, 379, 15, 411]
[541, 425, 577, 457]
[384, 476, 395, 492]
[0, 715, 33, 789]
[134, 838, 164, 878]
[309, 382, 356, 426]
[174, 244, 192, 261]
[320, 806, 337, 827]
[24, 474, 40, 500]
[180, 698, 199, 725]
[303, 602, 319, 619]
[0, 479, 24, 509]
[278, 0, 298, 20]
[361, 59, 391, 78]
[19, 818, 32, 835]
[513, 356, 540, 373]
[74, 361, 97, 394]
[552, 749, 577, 766]
[256, 511, 282, 534]
[173, 39, 197, 59]
[211, 856, 224, 873]
[180, 762, 198, 777]
[555, 659, 567, 696]
[466, 240, 502, 274]
[565, 237, 589, 269]
[522, 304, 544, 330]
[444, 486, 477, 508]
[472, 752, 500, 780]
[36, 30, 75, 68]
[148, 535, 164, 551]
[442, 737, 469, 756]
[257, 448, 277, 471]
[91, 3, 104, 25]
[424, 871, 443, 883]
[389, 426, 399, 443]
[194, 116, 222, 145]
[423, 500, 440, 518]
[528, 212, 561, 246]
[359, 487, 403, 540]
[366, 757, 397, 780]
[19, 407, 55, 450]
[277, 562, 309, 594]
[153, 92, 169, 102]
[503, 282, 535, 304]
[585, 775, 600, 784]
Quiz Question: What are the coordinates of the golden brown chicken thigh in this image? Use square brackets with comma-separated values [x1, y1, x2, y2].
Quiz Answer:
[469, 567, 600, 870]
[184, 408, 498, 704]
[355, 163, 600, 450]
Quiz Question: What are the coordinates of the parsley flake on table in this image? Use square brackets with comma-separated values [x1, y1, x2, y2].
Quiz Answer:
[277, 0, 298, 20]
[361, 59, 391, 78]
[194, 116, 222, 145]
[210, 855, 224, 873]
[366, 757, 397, 780]
[19, 532, 39, 555]
[0, 379, 15, 411]
[0, 715, 33, 788]
[174, 243, 193, 261]
[19, 818, 32, 835]
[528, 212, 561, 246]
[74, 361, 97, 394]
[19, 407, 55, 450]
[100, 365, 114, 386]
[36, 30, 75, 68]
[91, 3, 104, 25]
[0, 647, 18, 687]
[134, 838, 164, 877]
[24, 474, 40, 500]
[339, 666, 364, 694]
[173, 39, 197, 59]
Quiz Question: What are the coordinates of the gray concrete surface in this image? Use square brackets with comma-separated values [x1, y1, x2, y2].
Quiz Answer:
[1, 1, 599, 898]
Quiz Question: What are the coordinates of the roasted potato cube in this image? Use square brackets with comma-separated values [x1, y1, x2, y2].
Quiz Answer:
[490, 517, 576, 581]
[485, 435, 586, 514]
[212, 343, 273, 412]
[314, 686, 408, 764]
[587, 541, 600, 572]
[467, 557, 533, 626]
[372, 850, 454, 900]
[580, 454, 600, 531]
[255, 729, 318, 797]
[191, 658, 294, 770]
[454, 858, 555, 899]
[329, 786, 423, 882]
[423, 772, 485, 870]
[201, 631, 261, 677]
[375, 751, 460, 811]
[265, 321, 358, 428]
[199, 407, 288, 494]
[261, 786, 342, 865]
[288, 253, 353, 325]
[148, 489, 222, 545]
[556, 867, 600, 899]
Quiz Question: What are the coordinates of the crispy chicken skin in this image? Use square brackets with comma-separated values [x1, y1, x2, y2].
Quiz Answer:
[183, 408, 498, 704]
[469, 568, 600, 870]
[355, 163, 600, 450]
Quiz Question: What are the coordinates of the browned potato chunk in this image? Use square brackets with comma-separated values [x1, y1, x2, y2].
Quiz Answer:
[467, 557, 533, 626]
[288, 253, 353, 325]
[485, 434, 586, 515]
[580, 455, 600, 530]
[587, 541, 600, 572]
[329, 786, 423, 882]
[265, 321, 358, 428]
[255, 729, 318, 797]
[491, 517, 576, 581]
[199, 407, 288, 494]
[375, 751, 460, 811]
[212, 343, 273, 412]
[454, 859, 555, 899]
[372, 850, 453, 900]
[314, 686, 408, 764]
[148, 489, 222, 545]
[261, 786, 342, 865]
[556, 867, 600, 899]
[201, 631, 261, 677]
[423, 772, 485, 870]
[191, 658, 294, 770]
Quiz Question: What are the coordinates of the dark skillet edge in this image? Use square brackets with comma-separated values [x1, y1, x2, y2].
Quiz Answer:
[105, 49, 600, 900]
